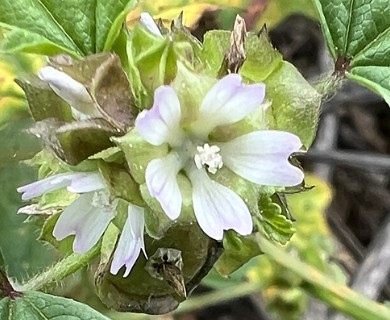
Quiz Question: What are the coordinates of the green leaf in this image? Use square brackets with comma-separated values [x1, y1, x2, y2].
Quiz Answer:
[257, 195, 295, 245]
[313, 0, 390, 105]
[0, 0, 136, 56]
[0, 291, 109, 319]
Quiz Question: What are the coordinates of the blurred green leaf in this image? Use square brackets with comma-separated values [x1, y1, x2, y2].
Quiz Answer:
[0, 0, 137, 56]
[246, 174, 343, 320]
[0, 118, 53, 281]
[0, 291, 109, 319]
[313, 0, 390, 105]
[257, 0, 317, 28]
[0, 53, 43, 126]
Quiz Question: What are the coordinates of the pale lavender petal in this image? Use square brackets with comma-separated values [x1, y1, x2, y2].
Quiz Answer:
[145, 152, 183, 220]
[187, 166, 253, 240]
[220, 130, 304, 186]
[53, 191, 116, 253]
[140, 12, 162, 37]
[135, 86, 184, 146]
[66, 172, 106, 193]
[17, 172, 81, 201]
[193, 74, 265, 135]
[17, 172, 104, 201]
[110, 204, 146, 277]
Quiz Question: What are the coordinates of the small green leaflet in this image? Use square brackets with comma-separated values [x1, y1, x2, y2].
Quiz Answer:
[0, 0, 137, 56]
[313, 0, 390, 105]
[0, 291, 109, 319]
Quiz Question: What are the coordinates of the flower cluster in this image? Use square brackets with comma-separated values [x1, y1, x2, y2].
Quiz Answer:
[17, 13, 304, 279]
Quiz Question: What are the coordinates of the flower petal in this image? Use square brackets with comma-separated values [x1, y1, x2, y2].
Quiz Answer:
[145, 152, 183, 220]
[110, 204, 146, 277]
[17, 172, 105, 201]
[140, 12, 162, 37]
[66, 172, 106, 193]
[17, 172, 77, 200]
[187, 166, 252, 240]
[194, 74, 265, 135]
[220, 131, 304, 186]
[53, 191, 116, 253]
[135, 86, 184, 146]
[38, 66, 98, 116]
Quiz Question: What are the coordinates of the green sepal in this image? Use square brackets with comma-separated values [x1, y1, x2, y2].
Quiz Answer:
[214, 231, 262, 276]
[112, 130, 168, 184]
[95, 222, 221, 315]
[257, 195, 295, 245]
[127, 19, 203, 109]
[98, 161, 143, 206]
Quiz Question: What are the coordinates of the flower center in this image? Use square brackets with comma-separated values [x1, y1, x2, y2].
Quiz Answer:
[194, 143, 223, 174]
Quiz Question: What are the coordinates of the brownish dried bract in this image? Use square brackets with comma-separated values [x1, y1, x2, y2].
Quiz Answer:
[90, 55, 135, 132]
[146, 248, 187, 300]
[218, 15, 247, 77]
[49, 53, 135, 132]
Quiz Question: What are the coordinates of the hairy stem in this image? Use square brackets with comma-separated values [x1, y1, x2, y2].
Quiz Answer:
[21, 244, 100, 291]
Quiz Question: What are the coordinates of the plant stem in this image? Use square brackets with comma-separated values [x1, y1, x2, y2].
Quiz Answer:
[258, 236, 390, 320]
[176, 281, 261, 314]
[21, 245, 100, 291]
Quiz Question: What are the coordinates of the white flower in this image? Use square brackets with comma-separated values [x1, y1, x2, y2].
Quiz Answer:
[140, 12, 163, 37]
[135, 74, 304, 240]
[17, 172, 146, 276]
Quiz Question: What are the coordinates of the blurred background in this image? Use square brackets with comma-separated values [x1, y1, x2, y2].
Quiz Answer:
[1, 0, 389, 319]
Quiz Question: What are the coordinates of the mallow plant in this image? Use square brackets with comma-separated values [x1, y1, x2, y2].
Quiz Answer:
[0, 0, 389, 318]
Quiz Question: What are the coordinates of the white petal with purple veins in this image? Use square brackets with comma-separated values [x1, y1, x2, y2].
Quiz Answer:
[220, 131, 304, 186]
[110, 204, 146, 277]
[53, 191, 116, 253]
[187, 166, 252, 240]
[136, 86, 184, 147]
[193, 74, 265, 136]
[17, 172, 105, 201]
[140, 12, 162, 37]
[145, 152, 183, 220]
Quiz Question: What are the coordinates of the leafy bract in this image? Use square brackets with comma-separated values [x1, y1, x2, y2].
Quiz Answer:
[0, 0, 137, 56]
[313, 0, 390, 105]
[0, 291, 109, 319]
